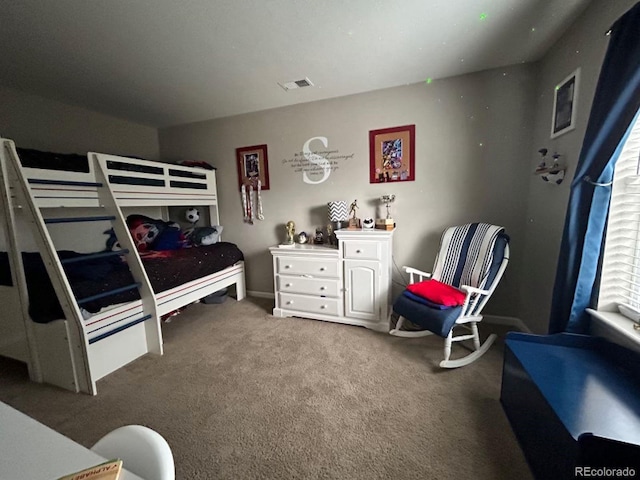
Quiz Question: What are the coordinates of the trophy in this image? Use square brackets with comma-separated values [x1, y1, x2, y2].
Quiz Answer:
[376, 195, 395, 230]
[348, 199, 361, 228]
[285, 220, 295, 244]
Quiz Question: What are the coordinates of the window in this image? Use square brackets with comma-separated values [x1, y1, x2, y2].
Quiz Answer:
[592, 111, 640, 343]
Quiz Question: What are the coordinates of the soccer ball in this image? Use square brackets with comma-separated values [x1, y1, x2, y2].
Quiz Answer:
[185, 207, 200, 224]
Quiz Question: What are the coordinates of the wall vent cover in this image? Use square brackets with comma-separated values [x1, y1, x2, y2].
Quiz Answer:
[278, 77, 314, 91]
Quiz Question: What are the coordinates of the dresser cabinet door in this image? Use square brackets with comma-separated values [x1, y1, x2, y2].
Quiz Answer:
[343, 260, 379, 321]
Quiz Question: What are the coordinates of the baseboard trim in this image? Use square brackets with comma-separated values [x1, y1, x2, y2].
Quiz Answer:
[243, 294, 530, 331]
[483, 315, 531, 333]
[248, 290, 275, 299]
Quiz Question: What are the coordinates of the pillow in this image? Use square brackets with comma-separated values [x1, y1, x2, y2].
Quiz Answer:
[402, 290, 454, 310]
[406, 279, 466, 307]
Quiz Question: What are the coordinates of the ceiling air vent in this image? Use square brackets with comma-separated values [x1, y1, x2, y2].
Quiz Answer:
[278, 77, 314, 91]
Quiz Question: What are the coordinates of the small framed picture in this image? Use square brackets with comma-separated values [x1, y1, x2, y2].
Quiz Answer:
[551, 68, 580, 139]
[369, 124, 415, 183]
[236, 144, 270, 190]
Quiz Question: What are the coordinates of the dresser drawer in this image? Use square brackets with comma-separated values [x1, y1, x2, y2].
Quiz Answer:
[275, 257, 338, 277]
[277, 276, 340, 297]
[278, 292, 340, 316]
[342, 241, 381, 260]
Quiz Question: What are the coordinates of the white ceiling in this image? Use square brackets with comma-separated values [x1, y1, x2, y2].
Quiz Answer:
[0, 0, 592, 128]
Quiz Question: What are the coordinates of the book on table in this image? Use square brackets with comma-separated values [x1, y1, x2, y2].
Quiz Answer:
[58, 459, 122, 480]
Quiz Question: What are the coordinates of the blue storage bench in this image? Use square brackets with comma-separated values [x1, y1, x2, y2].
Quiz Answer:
[501, 332, 640, 479]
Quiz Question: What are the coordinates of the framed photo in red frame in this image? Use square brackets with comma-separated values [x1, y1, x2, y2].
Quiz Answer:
[369, 124, 415, 183]
[236, 144, 270, 190]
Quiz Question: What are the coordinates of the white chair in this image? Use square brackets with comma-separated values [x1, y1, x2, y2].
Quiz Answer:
[390, 223, 509, 368]
[91, 425, 175, 480]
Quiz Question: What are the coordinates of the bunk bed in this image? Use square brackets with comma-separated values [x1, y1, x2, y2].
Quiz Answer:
[0, 138, 246, 395]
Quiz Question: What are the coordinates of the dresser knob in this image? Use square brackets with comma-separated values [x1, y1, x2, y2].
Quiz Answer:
[356, 249, 362, 253]
[320, 267, 326, 271]
[320, 305, 327, 309]
[285, 265, 291, 269]
[320, 286, 326, 291]
[286, 300, 294, 305]
[286, 283, 292, 287]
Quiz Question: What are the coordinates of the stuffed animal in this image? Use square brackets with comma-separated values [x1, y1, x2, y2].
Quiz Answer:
[129, 221, 160, 251]
[126, 214, 186, 251]
[104, 228, 121, 251]
[186, 225, 223, 246]
[154, 227, 186, 250]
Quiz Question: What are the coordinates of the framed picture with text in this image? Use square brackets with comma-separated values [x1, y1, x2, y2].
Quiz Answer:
[369, 124, 415, 183]
[236, 144, 270, 190]
[551, 68, 580, 139]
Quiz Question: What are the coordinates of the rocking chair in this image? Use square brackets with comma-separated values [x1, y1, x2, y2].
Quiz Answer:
[390, 223, 509, 368]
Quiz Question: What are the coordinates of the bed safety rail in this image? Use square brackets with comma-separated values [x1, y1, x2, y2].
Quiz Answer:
[16, 151, 219, 210]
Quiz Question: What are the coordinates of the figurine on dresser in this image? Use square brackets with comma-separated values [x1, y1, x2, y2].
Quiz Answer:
[285, 220, 295, 245]
[326, 223, 335, 245]
[348, 199, 361, 228]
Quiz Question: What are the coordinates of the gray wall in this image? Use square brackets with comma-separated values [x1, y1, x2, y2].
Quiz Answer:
[0, 85, 159, 159]
[160, 64, 537, 318]
[519, 0, 638, 333]
[0, 86, 161, 254]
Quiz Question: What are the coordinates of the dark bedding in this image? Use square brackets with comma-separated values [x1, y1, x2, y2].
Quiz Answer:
[0, 243, 243, 323]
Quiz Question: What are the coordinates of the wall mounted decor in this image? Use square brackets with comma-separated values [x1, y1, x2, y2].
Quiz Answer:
[534, 148, 566, 185]
[369, 125, 415, 183]
[551, 68, 580, 139]
[236, 144, 270, 190]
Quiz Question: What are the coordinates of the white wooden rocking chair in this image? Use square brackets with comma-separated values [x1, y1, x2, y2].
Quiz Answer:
[389, 223, 509, 368]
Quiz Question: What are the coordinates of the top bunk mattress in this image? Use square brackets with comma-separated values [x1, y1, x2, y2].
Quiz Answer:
[0, 242, 243, 323]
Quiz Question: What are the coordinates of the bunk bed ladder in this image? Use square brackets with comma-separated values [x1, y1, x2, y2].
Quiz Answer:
[1, 140, 94, 393]
[0, 142, 43, 384]
[1, 140, 161, 395]
[91, 154, 162, 352]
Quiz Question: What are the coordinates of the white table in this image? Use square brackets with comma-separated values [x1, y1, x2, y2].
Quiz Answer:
[0, 401, 144, 480]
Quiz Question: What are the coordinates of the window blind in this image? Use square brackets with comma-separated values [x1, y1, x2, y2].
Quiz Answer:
[598, 112, 640, 313]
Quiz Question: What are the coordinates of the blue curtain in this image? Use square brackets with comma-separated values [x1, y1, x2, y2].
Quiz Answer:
[549, 2, 640, 334]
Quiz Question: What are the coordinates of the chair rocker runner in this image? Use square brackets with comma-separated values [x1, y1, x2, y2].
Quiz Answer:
[390, 223, 509, 368]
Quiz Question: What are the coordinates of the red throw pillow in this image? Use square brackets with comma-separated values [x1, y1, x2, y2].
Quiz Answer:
[406, 279, 466, 306]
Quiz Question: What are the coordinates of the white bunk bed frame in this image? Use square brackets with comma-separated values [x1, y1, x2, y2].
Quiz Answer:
[0, 138, 246, 395]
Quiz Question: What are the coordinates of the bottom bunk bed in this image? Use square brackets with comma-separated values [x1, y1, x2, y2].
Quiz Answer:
[0, 137, 247, 394]
[0, 244, 246, 395]
[1, 242, 245, 324]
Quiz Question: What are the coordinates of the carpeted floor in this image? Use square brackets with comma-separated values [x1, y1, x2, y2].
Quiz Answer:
[0, 297, 532, 479]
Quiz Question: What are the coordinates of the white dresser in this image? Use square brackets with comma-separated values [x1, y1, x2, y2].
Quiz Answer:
[270, 229, 394, 332]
